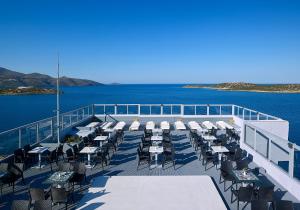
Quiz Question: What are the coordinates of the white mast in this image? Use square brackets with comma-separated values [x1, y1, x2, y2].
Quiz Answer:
[56, 54, 60, 145]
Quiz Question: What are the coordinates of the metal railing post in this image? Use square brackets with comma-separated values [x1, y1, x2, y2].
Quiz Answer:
[36, 123, 39, 143]
[77, 110, 79, 122]
[219, 106, 222, 115]
[51, 118, 54, 137]
[181, 105, 184, 116]
[268, 139, 272, 160]
[161, 105, 163, 115]
[18, 128, 22, 148]
[254, 128, 257, 150]
[206, 105, 209, 115]
[115, 105, 117, 115]
[138, 104, 141, 115]
[288, 143, 295, 178]
[232, 105, 235, 116]
[243, 109, 245, 119]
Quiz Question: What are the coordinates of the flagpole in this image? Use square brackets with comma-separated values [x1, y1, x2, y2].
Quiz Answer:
[56, 54, 60, 145]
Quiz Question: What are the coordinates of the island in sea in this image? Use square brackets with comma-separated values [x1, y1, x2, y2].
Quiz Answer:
[183, 82, 300, 93]
[0, 67, 103, 95]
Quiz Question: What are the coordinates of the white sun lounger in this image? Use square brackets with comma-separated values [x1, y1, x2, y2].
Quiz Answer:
[216, 121, 234, 130]
[202, 121, 217, 130]
[129, 120, 140, 131]
[114, 121, 126, 130]
[174, 121, 186, 130]
[188, 121, 202, 131]
[160, 121, 170, 130]
[102, 122, 113, 130]
[146, 121, 155, 130]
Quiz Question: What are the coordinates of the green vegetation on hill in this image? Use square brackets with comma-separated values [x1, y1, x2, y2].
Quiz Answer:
[183, 82, 300, 93]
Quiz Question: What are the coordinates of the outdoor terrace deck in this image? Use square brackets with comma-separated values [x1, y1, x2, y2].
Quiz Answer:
[1, 129, 299, 210]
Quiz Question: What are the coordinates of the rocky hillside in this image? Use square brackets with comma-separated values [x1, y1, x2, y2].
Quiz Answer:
[0, 67, 103, 89]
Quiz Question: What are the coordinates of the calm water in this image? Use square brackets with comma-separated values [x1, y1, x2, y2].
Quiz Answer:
[0, 84, 300, 144]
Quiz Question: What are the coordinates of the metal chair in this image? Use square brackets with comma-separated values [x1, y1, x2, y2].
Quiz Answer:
[219, 160, 235, 191]
[29, 188, 46, 205]
[273, 200, 294, 210]
[231, 186, 254, 210]
[11, 200, 30, 210]
[251, 200, 269, 210]
[51, 187, 70, 210]
[33, 200, 52, 210]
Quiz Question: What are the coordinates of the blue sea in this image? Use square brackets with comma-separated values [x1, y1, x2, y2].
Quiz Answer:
[0, 84, 300, 144]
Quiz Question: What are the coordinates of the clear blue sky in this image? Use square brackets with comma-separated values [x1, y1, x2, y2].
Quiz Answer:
[0, 0, 300, 84]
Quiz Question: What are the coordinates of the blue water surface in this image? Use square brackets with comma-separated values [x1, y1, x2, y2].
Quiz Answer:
[0, 84, 299, 144]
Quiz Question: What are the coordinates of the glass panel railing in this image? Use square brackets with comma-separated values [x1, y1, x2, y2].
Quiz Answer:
[163, 105, 171, 115]
[196, 105, 207, 115]
[184, 105, 195, 115]
[250, 111, 258, 120]
[244, 109, 251, 120]
[270, 141, 290, 173]
[104, 105, 115, 115]
[94, 105, 105, 115]
[245, 125, 255, 148]
[238, 107, 244, 118]
[128, 105, 138, 114]
[221, 105, 232, 115]
[117, 105, 127, 114]
[234, 106, 239, 116]
[63, 114, 71, 128]
[258, 113, 268, 120]
[140, 105, 150, 115]
[172, 105, 181, 115]
[151, 105, 161, 115]
[209, 106, 221, 115]
[256, 130, 268, 157]
[21, 125, 37, 147]
[38, 119, 52, 141]
[0, 129, 19, 158]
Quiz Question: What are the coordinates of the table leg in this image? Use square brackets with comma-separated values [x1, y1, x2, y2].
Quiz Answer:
[155, 153, 158, 166]
[38, 153, 42, 168]
[87, 154, 91, 166]
[100, 141, 103, 148]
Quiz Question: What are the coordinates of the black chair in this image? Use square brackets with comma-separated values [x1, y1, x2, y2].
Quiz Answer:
[14, 148, 25, 163]
[236, 158, 249, 170]
[51, 187, 70, 210]
[94, 147, 109, 169]
[29, 188, 46, 205]
[57, 161, 71, 172]
[251, 200, 269, 210]
[137, 147, 150, 169]
[256, 185, 274, 201]
[56, 144, 64, 160]
[45, 150, 58, 171]
[69, 162, 86, 188]
[194, 136, 204, 151]
[0, 163, 24, 193]
[66, 148, 76, 162]
[273, 200, 294, 210]
[163, 146, 175, 169]
[11, 200, 30, 210]
[33, 200, 52, 210]
[200, 144, 218, 170]
[144, 129, 152, 138]
[219, 160, 235, 191]
[231, 186, 254, 210]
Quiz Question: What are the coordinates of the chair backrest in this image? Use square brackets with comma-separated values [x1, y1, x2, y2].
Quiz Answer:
[236, 159, 249, 170]
[57, 161, 71, 172]
[221, 160, 233, 173]
[74, 162, 86, 175]
[72, 145, 79, 154]
[66, 148, 74, 157]
[11, 200, 30, 210]
[50, 150, 57, 161]
[274, 200, 294, 210]
[0, 162, 8, 172]
[33, 200, 52, 210]
[258, 185, 274, 200]
[51, 187, 67, 203]
[251, 200, 269, 210]
[29, 188, 45, 202]
[14, 148, 25, 163]
[8, 164, 23, 177]
[23, 144, 31, 154]
[56, 144, 64, 156]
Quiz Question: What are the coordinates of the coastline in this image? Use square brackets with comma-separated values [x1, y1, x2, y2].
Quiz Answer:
[182, 86, 300, 94]
[0, 88, 57, 96]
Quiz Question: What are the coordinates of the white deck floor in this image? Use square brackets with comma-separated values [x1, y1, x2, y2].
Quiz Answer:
[77, 176, 228, 210]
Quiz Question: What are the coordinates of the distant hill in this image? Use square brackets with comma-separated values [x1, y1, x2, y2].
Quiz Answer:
[0, 67, 103, 89]
[183, 82, 300, 93]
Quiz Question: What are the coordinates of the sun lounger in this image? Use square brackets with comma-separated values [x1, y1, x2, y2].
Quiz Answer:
[160, 121, 170, 130]
[202, 121, 217, 130]
[146, 121, 155, 130]
[114, 121, 126, 130]
[216, 121, 234, 130]
[129, 120, 140, 131]
[174, 121, 186, 130]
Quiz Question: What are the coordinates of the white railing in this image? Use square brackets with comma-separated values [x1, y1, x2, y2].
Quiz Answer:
[0, 105, 93, 158]
[0, 103, 283, 159]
